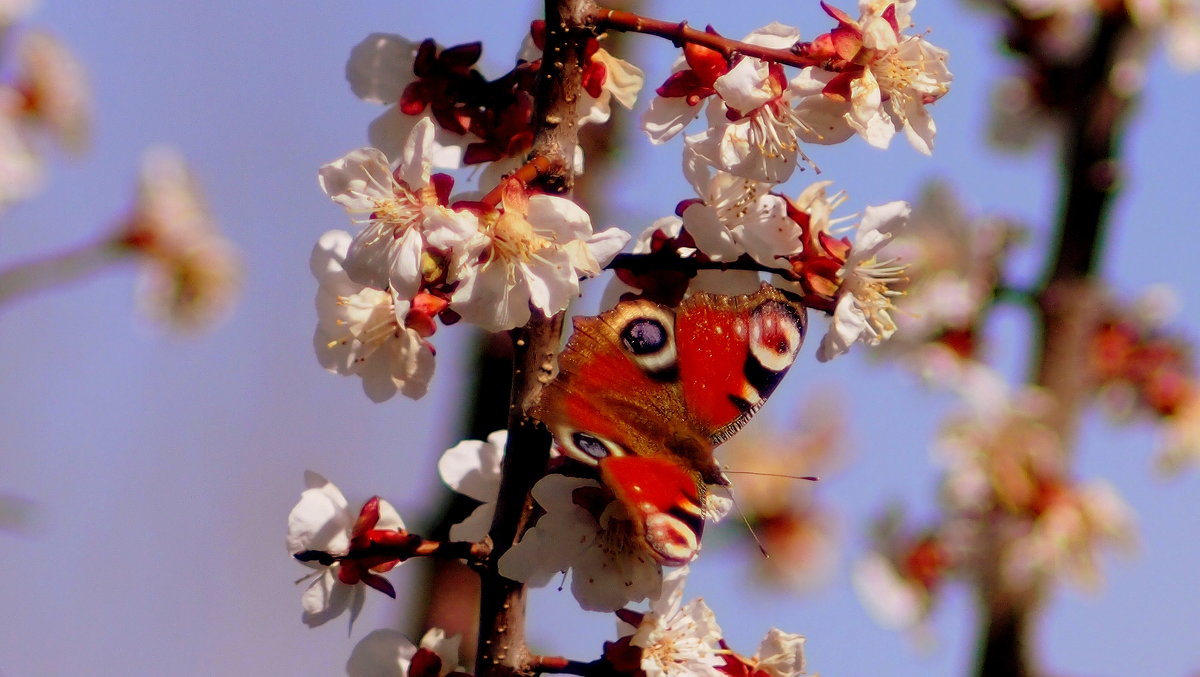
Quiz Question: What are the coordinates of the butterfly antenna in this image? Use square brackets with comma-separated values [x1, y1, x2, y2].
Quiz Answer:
[723, 470, 820, 482]
[722, 480, 770, 560]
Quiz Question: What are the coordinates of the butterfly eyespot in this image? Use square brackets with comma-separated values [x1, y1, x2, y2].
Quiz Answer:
[621, 318, 668, 355]
[572, 432, 609, 460]
[748, 300, 805, 373]
[618, 310, 678, 377]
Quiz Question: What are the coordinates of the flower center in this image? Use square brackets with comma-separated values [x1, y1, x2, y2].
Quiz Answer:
[371, 184, 426, 240]
[329, 288, 404, 360]
[490, 211, 551, 263]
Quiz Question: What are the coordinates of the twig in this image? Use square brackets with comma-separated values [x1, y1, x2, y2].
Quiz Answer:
[590, 8, 824, 69]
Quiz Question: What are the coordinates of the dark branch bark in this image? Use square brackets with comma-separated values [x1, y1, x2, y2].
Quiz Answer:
[474, 2, 591, 676]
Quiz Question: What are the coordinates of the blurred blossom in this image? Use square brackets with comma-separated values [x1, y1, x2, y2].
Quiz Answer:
[882, 181, 1020, 368]
[310, 230, 435, 402]
[717, 398, 844, 592]
[120, 148, 240, 331]
[1157, 391, 1200, 474]
[936, 384, 1063, 513]
[1003, 479, 1136, 589]
[12, 30, 89, 152]
[346, 628, 463, 677]
[853, 508, 952, 632]
[1088, 291, 1196, 444]
[933, 381, 1135, 589]
[0, 110, 41, 209]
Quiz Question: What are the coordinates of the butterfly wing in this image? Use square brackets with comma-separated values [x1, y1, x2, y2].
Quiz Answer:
[675, 284, 808, 444]
[532, 296, 696, 472]
[531, 283, 807, 564]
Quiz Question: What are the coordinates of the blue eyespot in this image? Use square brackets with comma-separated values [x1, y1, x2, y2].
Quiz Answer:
[572, 432, 609, 459]
[621, 318, 668, 355]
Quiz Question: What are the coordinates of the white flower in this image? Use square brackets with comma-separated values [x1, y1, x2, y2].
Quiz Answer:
[816, 200, 910, 361]
[796, 3, 952, 154]
[311, 230, 435, 402]
[123, 147, 241, 332]
[679, 148, 799, 266]
[346, 628, 462, 677]
[645, 23, 825, 183]
[438, 430, 505, 541]
[579, 47, 645, 125]
[446, 186, 629, 331]
[286, 471, 405, 628]
[683, 25, 819, 184]
[346, 34, 472, 167]
[749, 628, 808, 677]
[319, 118, 479, 296]
[497, 474, 663, 612]
[627, 567, 725, 677]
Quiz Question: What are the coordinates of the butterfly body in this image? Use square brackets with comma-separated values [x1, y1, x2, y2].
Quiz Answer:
[532, 283, 807, 565]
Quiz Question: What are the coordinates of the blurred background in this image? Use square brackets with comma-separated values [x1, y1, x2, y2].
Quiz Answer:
[1, 0, 1198, 675]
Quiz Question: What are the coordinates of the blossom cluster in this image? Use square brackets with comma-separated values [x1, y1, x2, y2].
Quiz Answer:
[853, 375, 1136, 632]
[293, 1, 957, 672]
[313, 2, 957, 400]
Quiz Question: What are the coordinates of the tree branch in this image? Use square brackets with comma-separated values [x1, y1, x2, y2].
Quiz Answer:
[590, 7, 823, 69]
[475, 2, 591, 676]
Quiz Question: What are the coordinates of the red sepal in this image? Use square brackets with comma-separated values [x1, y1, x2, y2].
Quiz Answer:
[360, 571, 397, 598]
[582, 59, 607, 99]
[830, 26, 864, 62]
[683, 36, 728, 87]
[530, 20, 547, 51]
[821, 1, 858, 27]
[408, 648, 444, 677]
[430, 173, 455, 206]
[822, 70, 857, 102]
[438, 42, 483, 76]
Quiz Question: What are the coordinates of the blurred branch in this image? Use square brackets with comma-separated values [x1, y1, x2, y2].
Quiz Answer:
[975, 9, 1138, 677]
[0, 238, 126, 308]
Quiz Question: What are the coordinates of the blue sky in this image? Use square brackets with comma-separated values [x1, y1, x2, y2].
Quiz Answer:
[1, 1, 1198, 676]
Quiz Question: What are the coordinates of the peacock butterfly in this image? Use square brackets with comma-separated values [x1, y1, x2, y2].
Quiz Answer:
[532, 283, 807, 565]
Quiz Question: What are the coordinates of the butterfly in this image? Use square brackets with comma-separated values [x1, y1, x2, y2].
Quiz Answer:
[532, 283, 807, 565]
